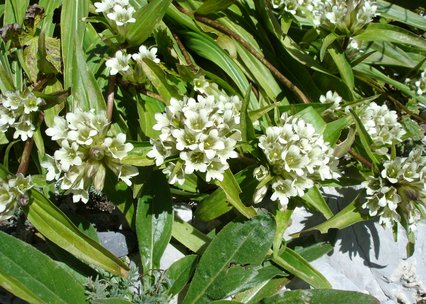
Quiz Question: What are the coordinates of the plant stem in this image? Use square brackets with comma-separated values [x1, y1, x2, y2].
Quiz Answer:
[172, 32, 198, 74]
[107, 75, 116, 123]
[17, 138, 34, 175]
[189, 13, 310, 104]
[348, 147, 373, 170]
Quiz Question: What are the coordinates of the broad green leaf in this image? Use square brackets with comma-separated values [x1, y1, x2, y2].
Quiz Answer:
[4, 0, 29, 25]
[320, 33, 340, 62]
[61, 0, 89, 89]
[215, 169, 257, 219]
[301, 186, 334, 220]
[173, 217, 212, 254]
[126, 0, 172, 47]
[354, 23, 426, 51]
[377, 0, 426, 31]
[166, 255, 198, 296]
[182, 214, 276, 304]
[328, 48, 354, 96]
[23, 190, 129, 276]
[273, 247, 331, 289]
[292, 196, 370, 238]
[136, 170, 173, 271]
[262, 289, 379, 303]
[0, 231, 86, 304]
[197, 0, 236, 15]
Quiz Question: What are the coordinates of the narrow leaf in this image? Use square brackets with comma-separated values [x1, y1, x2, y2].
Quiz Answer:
[301, 186, 334, 220]
[166, 255, 198, 296]
[197, 0, 236, 15]
[262, 289, 379, 303]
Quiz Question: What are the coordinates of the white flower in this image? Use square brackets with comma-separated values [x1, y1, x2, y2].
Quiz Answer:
[132, 45, 160, 64]
[46, 116, 69, 141]
[107, 4, 136, 26]
[0, 174, 32, 220]
[12, 118, 35, 141]
[54, 140, 83, 171]
[319, 90, 342, 112]
[117, 164, 139, 186]
[193, 76, 210, 94]
[94, 0, 115, 13]
[205, 159, 228, 182]
[41, 155, 61, 181]
[106, 50, 131, 75]
[103, 133, 134, 160]
[23, 94, 43, 114]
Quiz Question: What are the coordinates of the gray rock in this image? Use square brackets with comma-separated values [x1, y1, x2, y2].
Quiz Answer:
[98, 231, 136, 257]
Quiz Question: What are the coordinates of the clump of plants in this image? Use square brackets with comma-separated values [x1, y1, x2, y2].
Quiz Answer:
[0, 0, 425, 303]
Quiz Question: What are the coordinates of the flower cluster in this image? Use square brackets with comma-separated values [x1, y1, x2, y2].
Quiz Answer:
[105, 45, 160, 77]
[0, 174, 33, 221]
[0, 90, 43, 141]
[362, 148, 426, 232]
[254, 114, 340, 209]
[43, 109, 138, 203]
[148, 93, 242, 184]
[272, 0, 377, 34]
[94, 0, 136, 27]
[357, 102, 406, 155]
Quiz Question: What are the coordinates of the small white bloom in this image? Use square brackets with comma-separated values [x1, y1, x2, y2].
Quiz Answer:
[193, 76, 210, 94]
[132, 45, 160, 64]
[107, 4, 136, 26]
[12, 118, 35, 141]
[46, 116, 68, 141]
[41, 155, 61, 181]
[94, 0, 115, 13]
[54, 140, 83, 171]
[106, 50, 131, 75]
[104, 133, 133, 160]
[23, 94, 43, 114]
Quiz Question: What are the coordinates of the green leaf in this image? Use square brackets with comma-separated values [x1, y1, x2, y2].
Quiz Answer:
[292, 195, 370, 238]
[262, 289, 379, 303]
[301, 186, 334, 220]
[293, 106, 326, 134]
[273, 248, 331, 289]
[377, 0, 426, 31]
[136, 170, 173, 271]
[141, 59, 180, 104]
[172, 217, 211, 253]
[60, 0, 89, 89]
[320, 33, 340, 62]
[294, 241, 333, 262]
[0, 231, 86, 304]
[328, 48, 354, 95]
[240, 85, 256, 143]
[215, 169, 257, 219]
[23, 190, 129, 276]
[0, 41, 16, 91]
[166, 255, 198, 296]
[197, 0, 236, 15]
[182, 214, 276, 304]
[135, 93, 164, 138]
[355, 23, 426, 51]
[126, 0, 172, 47]
[71, 37, 106, 112]
[234, 277, 289, 304]
[121, 141, 155, 167]
[273, 209, 292, 257]
[4, 0, 29, 25]
[323, 116, 352, 145]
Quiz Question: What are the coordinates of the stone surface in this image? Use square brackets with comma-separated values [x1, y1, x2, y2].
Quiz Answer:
[285, 187, 426, 304]
[98, 230, 136, 257]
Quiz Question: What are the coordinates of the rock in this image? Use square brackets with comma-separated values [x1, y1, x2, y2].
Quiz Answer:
[98, 231, 136, 257]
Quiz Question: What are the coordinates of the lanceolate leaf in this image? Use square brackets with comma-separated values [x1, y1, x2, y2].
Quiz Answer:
[292, 196, 370, 238]
[0, 231, 86, 304]
[166, 255, 198, 296]
[273, 248, 331, 289]
[23, 190, 129, 276]
[301, 186, 334, 220]
[377, 0, 426, 31]
[136, 170, 173, 271]
[182, 214, 276, 304]
[3, 0, 29, 25]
